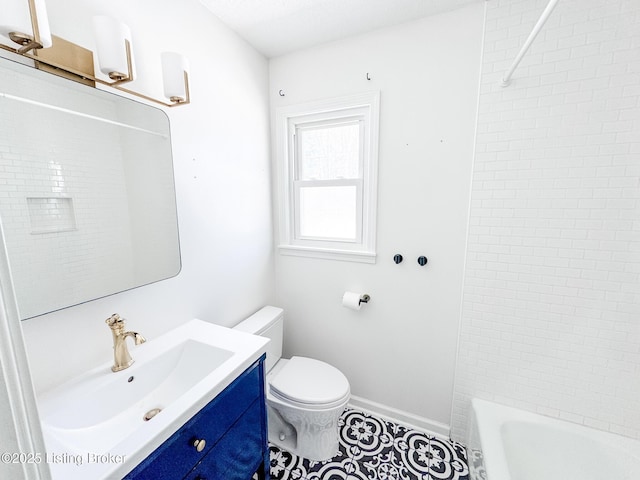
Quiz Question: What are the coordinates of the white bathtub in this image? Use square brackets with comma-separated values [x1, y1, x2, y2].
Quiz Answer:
[466, 398, 640, 480]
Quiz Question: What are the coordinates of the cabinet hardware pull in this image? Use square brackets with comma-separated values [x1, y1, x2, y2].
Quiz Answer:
[193, 438, 206, 452]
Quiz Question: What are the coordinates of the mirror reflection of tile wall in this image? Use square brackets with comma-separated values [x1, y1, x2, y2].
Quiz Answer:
[0, 57, 180, 319]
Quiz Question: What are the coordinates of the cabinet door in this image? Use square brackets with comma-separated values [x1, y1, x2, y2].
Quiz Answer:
[124, 360, 263, 479]
[185, 400, 265, 480]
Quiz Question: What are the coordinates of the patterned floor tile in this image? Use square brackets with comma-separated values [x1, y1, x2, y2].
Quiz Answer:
[306, 457, 367, 479]
[359, 449, 424, 480]
[466, 448, 486, 480]
[342, 410, 396, 462]
[425, 437, 469, 480]
[382, 417, 469, 480]
[268, 446, 305, 479]
[266, 409, 471, 480]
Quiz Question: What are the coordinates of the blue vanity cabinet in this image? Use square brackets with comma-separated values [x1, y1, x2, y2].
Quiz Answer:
[184, 400, 264, 480]
[124, 356, 270, 480]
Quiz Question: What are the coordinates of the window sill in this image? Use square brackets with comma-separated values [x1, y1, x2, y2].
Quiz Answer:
[278, 245, 376, 264]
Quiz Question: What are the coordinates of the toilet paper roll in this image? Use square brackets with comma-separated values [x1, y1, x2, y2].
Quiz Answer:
[342, 291, 364, 311]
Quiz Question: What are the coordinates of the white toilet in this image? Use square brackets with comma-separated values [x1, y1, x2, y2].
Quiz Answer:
[234, 306, 350, 461]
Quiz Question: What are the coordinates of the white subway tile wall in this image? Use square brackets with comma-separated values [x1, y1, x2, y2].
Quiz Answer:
[27, 197, 77, 233]
[452, 0, 640, 440]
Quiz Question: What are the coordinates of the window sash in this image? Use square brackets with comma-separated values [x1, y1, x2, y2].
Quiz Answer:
[294, 117, 364, 182]
[290, 115, 366, 247]
[292, 178, 363, 244]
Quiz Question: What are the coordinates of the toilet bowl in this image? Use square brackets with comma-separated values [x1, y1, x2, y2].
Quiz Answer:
[234, 306, 350, 461]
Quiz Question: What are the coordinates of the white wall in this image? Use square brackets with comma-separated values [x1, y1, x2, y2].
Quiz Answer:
[270, 4, 484, 434]
[19, 0, 275, 395]
[452, 0, 640, 440]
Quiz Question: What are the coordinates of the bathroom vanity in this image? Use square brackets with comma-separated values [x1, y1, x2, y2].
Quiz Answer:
[124, 357, 268, 479]
[38, 320, 270, 480]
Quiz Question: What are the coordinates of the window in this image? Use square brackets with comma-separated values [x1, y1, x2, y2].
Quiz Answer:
[275, 92, 379, 263]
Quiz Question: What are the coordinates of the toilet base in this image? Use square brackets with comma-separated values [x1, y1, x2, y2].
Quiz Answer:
[266, 403, 346, 461]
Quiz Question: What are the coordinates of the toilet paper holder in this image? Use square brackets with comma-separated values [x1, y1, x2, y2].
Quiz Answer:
[342, 291, 371, 310]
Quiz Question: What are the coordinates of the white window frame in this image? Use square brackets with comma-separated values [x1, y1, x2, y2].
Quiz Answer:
[275, 92, 380, 263]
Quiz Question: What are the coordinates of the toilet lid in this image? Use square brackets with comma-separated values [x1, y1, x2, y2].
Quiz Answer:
[269, 356, 350, 406]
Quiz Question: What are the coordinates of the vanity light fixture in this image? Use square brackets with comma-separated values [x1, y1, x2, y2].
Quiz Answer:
[0, 0, 190, 107]
[92, 15, 135, 85]
[161, 52, 190, 104]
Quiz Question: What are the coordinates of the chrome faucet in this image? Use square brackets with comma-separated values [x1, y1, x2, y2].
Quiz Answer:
[105, 313, 146, 372]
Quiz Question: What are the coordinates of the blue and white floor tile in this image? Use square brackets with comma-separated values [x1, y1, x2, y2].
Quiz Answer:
[266, 409, 469, 480]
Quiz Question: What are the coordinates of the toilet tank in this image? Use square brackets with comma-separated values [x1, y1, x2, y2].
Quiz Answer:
[234, 306, 283, 373]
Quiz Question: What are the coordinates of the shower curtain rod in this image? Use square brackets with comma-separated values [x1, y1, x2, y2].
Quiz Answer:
[501, 0, 560, 87]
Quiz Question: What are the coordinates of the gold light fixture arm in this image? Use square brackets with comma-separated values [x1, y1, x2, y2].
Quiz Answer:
[12, 0, 43, 53]
[105, 39, 134, 85]
[168, 71, 190, 105]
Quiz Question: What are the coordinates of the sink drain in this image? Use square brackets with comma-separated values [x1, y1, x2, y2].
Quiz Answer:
[143, 408, 162, 421]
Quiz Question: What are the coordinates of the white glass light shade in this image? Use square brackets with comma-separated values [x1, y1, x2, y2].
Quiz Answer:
[161, 52, 189, 102]
[0, 0, 52, 48]
[92, 16, 135, 79]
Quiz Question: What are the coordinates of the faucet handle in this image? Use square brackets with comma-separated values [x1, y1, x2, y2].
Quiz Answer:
[105, 313, 124, 327]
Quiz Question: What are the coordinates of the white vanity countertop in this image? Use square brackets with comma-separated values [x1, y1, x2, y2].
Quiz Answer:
[37, 319, 269, 480]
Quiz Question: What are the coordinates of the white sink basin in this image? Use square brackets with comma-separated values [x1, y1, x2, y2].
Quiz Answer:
[44, 339, 233, 453]
[38, 319, 269, 480]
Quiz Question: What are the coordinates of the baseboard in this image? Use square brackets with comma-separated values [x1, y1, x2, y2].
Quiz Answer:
[348, 395, 451, 440]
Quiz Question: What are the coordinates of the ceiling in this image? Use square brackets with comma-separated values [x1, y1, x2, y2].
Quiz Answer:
[199, 0, 481, 58]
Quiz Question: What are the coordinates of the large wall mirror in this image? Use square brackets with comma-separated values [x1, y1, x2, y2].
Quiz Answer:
[0, 56, 181, 320]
